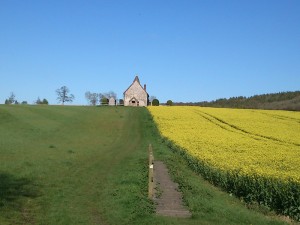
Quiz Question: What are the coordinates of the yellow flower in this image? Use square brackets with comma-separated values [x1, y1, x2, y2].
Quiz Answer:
[148, 106, 300, 183]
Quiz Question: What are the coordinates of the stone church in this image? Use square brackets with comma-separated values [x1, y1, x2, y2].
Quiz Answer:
[124, 76, 149, 107]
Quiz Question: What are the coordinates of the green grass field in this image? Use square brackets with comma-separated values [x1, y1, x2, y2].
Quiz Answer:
[0, 105, 293, 224]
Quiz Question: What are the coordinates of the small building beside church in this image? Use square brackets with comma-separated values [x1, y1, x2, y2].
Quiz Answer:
[108, 97, 116, 106]
[124, 76, 149, 107]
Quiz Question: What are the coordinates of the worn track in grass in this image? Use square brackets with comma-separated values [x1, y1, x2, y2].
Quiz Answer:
[153, 160, 191, 218]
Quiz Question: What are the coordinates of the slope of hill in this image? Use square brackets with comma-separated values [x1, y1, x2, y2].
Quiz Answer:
[175, 91, 300, 111]
[0, 105, 291, 224]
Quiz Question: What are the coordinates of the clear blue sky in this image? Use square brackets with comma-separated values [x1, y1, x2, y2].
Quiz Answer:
[1, 0, 299, 105]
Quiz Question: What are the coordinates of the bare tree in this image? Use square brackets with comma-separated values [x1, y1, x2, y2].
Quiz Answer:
[105, 91, 117, 99]
[56, 86, 74, 105]
[99, 91, 117, 105]
[85, 91, 99, 106]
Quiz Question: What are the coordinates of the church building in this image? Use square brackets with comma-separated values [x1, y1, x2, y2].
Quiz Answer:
[123, 76, 149, 107]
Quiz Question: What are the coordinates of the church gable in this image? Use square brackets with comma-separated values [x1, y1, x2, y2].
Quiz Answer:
[124, 76, 148, 107]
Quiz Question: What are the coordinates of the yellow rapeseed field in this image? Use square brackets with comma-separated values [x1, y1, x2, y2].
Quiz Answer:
[148, 106, 300, 183]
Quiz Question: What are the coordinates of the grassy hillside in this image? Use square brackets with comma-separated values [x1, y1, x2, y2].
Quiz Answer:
[0, 105, 151, 224]
[0, 105, 292, 224]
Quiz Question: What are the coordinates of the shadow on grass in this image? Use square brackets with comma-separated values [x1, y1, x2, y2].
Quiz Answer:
[0, 172, 39, 209]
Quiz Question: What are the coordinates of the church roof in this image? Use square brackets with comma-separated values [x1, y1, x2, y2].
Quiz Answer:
[123, 75, 148, 95]
[133, 76, 140, 84]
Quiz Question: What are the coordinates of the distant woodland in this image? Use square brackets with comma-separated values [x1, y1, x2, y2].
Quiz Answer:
[174, 91, 300, 111]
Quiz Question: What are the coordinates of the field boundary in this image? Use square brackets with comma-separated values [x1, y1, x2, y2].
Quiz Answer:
[148, 144, 191, 218]
[162, 136, 300, 221]
[148, 144, 154, 199]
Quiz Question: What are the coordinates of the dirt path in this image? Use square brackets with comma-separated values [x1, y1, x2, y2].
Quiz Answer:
[153, 160, 192, 218]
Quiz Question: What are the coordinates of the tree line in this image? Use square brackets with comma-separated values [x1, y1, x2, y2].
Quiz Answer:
[3, 86, 121, 106]
[173, 91, 300, 111]
[4, 92, 49, 105]
[6, 86, 298, 110]
[4, 86, 74, 105]
[3, 87, 171, 107]
[85, 91, 119, 106]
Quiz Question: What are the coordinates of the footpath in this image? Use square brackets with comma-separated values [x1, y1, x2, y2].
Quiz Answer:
[152, 160, 191, 218]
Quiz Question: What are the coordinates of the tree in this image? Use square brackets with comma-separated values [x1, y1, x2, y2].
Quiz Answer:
[99, 91, 117, 106]
[21, 101, 28, 105]
[152, 99, 159, 106]
[85, 91, 99, 106]
[166, 100, 173, 106]
[56, 86, 74, 105]
[149, 96, 157, 106]
[5, 92, 16, 104]
[36, 97, 48, 105]
[36, 97, 42, 104]
[101, 96, 109, 105]
[106, 91, 117, 99]
[42, 99, 49, 105]
[119, 99, 124, 106]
